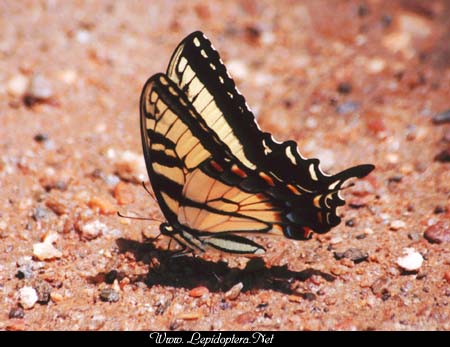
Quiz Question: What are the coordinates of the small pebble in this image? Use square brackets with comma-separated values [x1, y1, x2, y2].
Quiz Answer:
[225, 282, 243, 300]
[330, 236, 343, 245]
[77, 220, 108, 240]
[32, 206, 49, 221]
[33, 242, 62, 261]
[50, 292, 64, 303]
[424, 221, 450, 244]
[433, 206, 447, 214]
[16, 264, 33, 280]
[345, 219, 355, 227]
[24, 74, 53, 106]
[45, 198, 68, 216]
[99, 288, 120, 302]
[288, 295, 303, 303]
[189, 286, 209, 298]
[432, 109, 450, 125]
[88, 197, 116, 215]
[371, 277, 390, 296]
[33, 133, 49, 143]
[19, 286, 38, 309]
[389, 220, 406, 231]
[177, 312, 203, 320]
[7, 74, 29, 97]
[334, 248, 368, 263]
[34, 280, 51, 304]
[337, 82, 352, 94]
[336, 101, 360, 115]
[114, 182, 135, 205]
[366, 58, 386, 74]
[434, 149, 450, 163]
[444, 271, 450, 284]
[235, 312, 255, 325]
[9, 307, 25, 319]
[112, 150, 147, 183]
[396, 248, 423, 272]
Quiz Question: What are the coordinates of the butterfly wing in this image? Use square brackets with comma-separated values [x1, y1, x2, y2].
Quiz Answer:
[166, 31, 374, 235]
[140, 74, 288, 254]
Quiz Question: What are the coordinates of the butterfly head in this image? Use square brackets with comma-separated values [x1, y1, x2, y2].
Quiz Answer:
[160, 223, 175, 236]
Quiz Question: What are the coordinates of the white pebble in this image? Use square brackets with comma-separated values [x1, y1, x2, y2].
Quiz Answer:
[79, 220, 108, 240]
[366, 58, 386, 74]
[390, 220, 406, 231]
[113, 150, 147, 183]
[226, 60, 248, 80]
[27, 74, 53, 100]
[396, 248, 423, 271]
[330, 236, 343, 245]
[7, 74, 29, 97]
[33, 242, 62, 260]
[225, 282, 243, 300]
[19, 286, 38, 309]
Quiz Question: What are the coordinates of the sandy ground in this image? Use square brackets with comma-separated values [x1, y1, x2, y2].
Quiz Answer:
[1, 0, 449, 330]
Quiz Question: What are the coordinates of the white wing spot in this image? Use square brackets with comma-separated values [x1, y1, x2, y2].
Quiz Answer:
[201, 49, 208, 58]
[193, 37, 201, 47]
[309, 164, 318, 181]
[328, 180, 340, 190]
[219, 76, 224, 84]
[285, 146, 297, 165]
[209, 63, 216, 70]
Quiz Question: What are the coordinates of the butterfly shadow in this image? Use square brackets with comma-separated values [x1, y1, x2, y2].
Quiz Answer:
[91, 237, 336, 295]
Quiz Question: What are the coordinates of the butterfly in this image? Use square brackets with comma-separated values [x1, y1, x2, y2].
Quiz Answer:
[140, 31, 374, 255]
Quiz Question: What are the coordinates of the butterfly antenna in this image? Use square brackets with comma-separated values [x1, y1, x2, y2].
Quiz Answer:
[117, 211, 164, 223]
[142, 181, 157, 203]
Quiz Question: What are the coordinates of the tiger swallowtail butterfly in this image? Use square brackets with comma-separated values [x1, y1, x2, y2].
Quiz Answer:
[140, 31, 374, 255]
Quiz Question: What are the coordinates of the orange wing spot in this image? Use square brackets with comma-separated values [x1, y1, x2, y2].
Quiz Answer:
[302, 227, 313, 239]
[317, 212, 323, 224]
[287, 184, 301, 195]
[259, 172, 275, 187]
[231, 164, 248, 178]
[210, 160, 224, 173]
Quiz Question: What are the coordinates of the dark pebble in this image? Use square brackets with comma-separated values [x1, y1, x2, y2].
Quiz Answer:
[355, 233, 366, 240]
[219, 300, 231, 310]
[33, 133, 49, 143]
[334, 248, 368, 263]
[256, 303, 269, 309]
[105, 270, 118, 284]
[357, 3, 370, 17]
[434, 149, 450, 163]
[371, 278, 390, 296]
[336, 101, 360, 115]
[434, 206, 447, 214]
[424, 221, 450, 243]
[301, 292, 316, 301]
[99, 288, 120, 302]
[388, 175, 403, 183]
[32, 206, 49, 221]
[169, 320, 181, 330]
[9, 307, 25, 319]
[337, 82, 352, 94]
[16, 265, 33, 280]
[345, 219, 355, 227]
[34, 280, 52, 304]
[380, 14, 392, 27]
[432, 109, 450, 125]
